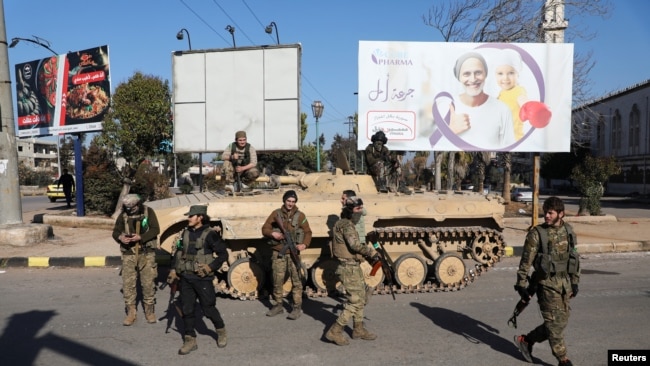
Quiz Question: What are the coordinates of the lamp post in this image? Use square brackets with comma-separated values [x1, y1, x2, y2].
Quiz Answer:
[9, 36, 61, 178]
[311, 101, 324, 171]
[226, 25, 236, 48]
[176, 28, 192, 50]
[265, 21, 279, 45]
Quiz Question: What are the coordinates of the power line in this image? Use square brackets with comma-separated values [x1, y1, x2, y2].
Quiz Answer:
[211, 0, 256, 45]
[240, 0, 277, 44]
[179, 0, 231, 46]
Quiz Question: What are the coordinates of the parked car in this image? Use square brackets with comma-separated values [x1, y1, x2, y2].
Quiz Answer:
[47, 179, 75, 203]
[511, 187, 533, 202]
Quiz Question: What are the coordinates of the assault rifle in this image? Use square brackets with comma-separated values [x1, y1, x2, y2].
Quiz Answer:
[369, 239, 396, 300]
[274, 212, 305, 283]
[232, 157, 243, 193]
[507, 277, 538, 329]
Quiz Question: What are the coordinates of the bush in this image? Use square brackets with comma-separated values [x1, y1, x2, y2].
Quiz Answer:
[130, 162, 172, 201]
[83, 143, 122, 215]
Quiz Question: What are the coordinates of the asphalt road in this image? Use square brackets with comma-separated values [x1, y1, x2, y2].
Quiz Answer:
[1, 253, 648, 366]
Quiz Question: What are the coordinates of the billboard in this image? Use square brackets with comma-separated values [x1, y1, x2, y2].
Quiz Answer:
[171, 44, 301, 153]
[358, 41, 574, 152]
[15, 45, 110, 137]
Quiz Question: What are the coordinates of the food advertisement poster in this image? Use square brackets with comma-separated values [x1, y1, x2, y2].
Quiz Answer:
[358, 41, 574, 152]
[15, 45, 110, 137]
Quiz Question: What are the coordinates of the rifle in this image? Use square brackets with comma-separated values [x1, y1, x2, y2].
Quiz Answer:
[232, 157, 242, 193]
[369, 239, 396, 300]
[274, 212, 305, 283]
[507, 277, 538, 329]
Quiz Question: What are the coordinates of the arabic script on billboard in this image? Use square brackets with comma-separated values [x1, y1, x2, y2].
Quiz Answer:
[15, 45, 110, 137]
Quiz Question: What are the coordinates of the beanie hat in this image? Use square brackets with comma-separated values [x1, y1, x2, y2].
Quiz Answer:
[343, 196, 363, 210]
[235, 131, 247, 139]
[453, 51, 488, 79]
[282, 190, 298, 203]
[371, 130, 388, 144]
[122, 194, 142, 208]
[493, 49, 522, 72]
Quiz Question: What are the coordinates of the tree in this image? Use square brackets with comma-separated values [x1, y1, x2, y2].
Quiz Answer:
[97, 72, 173, 217]
[571, 155, 620, 215]
[423, 0, 612, 197]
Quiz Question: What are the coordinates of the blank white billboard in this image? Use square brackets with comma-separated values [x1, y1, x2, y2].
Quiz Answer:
[172, 44, 301, 153]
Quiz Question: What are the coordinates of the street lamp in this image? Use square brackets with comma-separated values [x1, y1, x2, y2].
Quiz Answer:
[225, 25, 236, 48]
[9, 36, 57, 55]
[311, 101, 324, 171]
[9, 35, 62, 178]
[176, 28, 192, 50]
[265, 21, 279, 45]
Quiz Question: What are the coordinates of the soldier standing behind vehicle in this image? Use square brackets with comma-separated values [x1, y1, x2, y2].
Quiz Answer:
[341, 190, 367, 244]
[112, 194, 160, 326]
[261, 190, 312, 320]
[513, 196, 580, 366]
[221, 131, 260, 191]
[166, 205, 229, 355]
[57, 168, 75, 208]
[325, 197, 380, 346]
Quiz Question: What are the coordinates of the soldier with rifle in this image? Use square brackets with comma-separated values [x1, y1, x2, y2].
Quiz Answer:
[325, 197, 381, 346]
[222, 131, 260, 192]
[364, 130, 410, 194]
[261, 190, 312, 320]
[513, 196, 580, 366]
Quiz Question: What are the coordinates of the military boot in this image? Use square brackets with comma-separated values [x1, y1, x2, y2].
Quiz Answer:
[325, 322, 350, 346]
[287, 305, 301, 320]
[122, 305, 137, 326]
[378, 179, 389, 193]
[266, 303, 284, 317]
[216, 328, 227, 348]
[144, 304, 157, 324]
[178, 335, 198, 355]
[352, 321, 377, 340]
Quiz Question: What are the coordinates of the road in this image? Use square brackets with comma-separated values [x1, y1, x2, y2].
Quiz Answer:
[1, 253, 648, 366]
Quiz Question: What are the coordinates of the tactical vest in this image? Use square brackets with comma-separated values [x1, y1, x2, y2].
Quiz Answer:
[332, 219, 363, 261]
[268, 208, 305, 246]
[533, 224, 579, 277]
[121, 209, 155, 250]
[174, 228, 213, 274]
[230, 142, 251, 166]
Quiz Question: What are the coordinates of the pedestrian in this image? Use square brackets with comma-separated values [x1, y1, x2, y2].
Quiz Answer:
[325, 197, 380, 346]
[341, 190, 367, 244]
[166, 205, 229, 355]
[112, 194, 160, 326]
[514, 196, 580, 366]
[57, 168, 75, 207]
[221, 131, 260, 191]
[261, 190, 312, 320]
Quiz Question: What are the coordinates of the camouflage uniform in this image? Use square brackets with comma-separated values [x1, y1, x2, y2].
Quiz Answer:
[516, 222, 580, 362]
[261, 205, 312, 310]
[331, 217, 376, 327]
[112, 200, 160, 324]
[221, 140, 260, 185]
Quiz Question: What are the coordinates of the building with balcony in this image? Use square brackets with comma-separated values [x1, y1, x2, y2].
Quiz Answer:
[16, 138, 58, 173]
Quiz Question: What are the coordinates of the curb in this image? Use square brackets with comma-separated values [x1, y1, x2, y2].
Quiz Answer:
[0, 254, 172, 268]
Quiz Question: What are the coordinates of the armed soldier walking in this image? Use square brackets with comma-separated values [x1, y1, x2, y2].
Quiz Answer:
[325, 197, 380, 346]
[513, 196, 580, 366]
[166, 205, 229, 355]
[112, 194, 160, 326]
[261, 190, 312, 320]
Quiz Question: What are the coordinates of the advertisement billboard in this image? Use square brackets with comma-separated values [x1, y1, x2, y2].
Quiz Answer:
[358, 41, 574, 152]
[15, 45, 110, 137]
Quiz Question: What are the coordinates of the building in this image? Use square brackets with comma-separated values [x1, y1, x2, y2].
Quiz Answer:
[573, 79, 650, 195]
[16, 138, 58, 173]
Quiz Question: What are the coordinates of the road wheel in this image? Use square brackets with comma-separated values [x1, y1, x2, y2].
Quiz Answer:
[310, 258, 340, 293]
[228, 257, 265, 295]
[434, 253, 466, 286]
[393, 253, 427, 287]
[360, 260, 383, 290]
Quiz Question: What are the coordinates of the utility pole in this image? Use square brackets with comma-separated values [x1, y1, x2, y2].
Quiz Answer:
[533, 0, 568, 226]
[0, 0, 23, 224]
[345, 116, 355, 171]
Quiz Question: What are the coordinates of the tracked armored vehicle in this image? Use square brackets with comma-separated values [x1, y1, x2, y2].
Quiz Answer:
[147, 169, 506, 300]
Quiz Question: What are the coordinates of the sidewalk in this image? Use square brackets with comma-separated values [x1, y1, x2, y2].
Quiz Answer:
[1, 211, 650, 268]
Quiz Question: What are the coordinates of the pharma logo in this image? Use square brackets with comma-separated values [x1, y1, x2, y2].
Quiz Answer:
[370, 48, 413, 66]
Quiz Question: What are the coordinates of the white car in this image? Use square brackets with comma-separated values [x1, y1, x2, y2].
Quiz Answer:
[511, 187, 533, 202]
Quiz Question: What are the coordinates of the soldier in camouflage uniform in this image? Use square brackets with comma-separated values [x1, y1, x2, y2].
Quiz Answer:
[221, 130, 260, 191]
[514, 196, 580, 366]
[325, 197, 380, 346]
[261, 190, 312, 320]
[112, 194, 160, 326]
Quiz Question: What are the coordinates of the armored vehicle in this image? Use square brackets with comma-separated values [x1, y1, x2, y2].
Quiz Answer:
[147, 169, 506, 300]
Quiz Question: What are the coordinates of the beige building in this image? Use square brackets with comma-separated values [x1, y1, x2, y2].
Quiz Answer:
[17, 138, 59, 173]
[573, 79, 650, 195]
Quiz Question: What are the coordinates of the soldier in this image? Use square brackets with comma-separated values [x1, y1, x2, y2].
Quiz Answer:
[222, 131, 260, 191]
[325, 197, 380, 346]
[364, 131, 409, 194]
[261, 190, 312, 320]
[514, 196, 580, 366]
[341, 190, 367, 244]
[166, 205, 228, 355]
[112, 194, 160, 326]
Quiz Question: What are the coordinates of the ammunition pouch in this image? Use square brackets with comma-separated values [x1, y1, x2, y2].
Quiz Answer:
[534, 253, 552, 278]
[567, 250, 580, 275]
